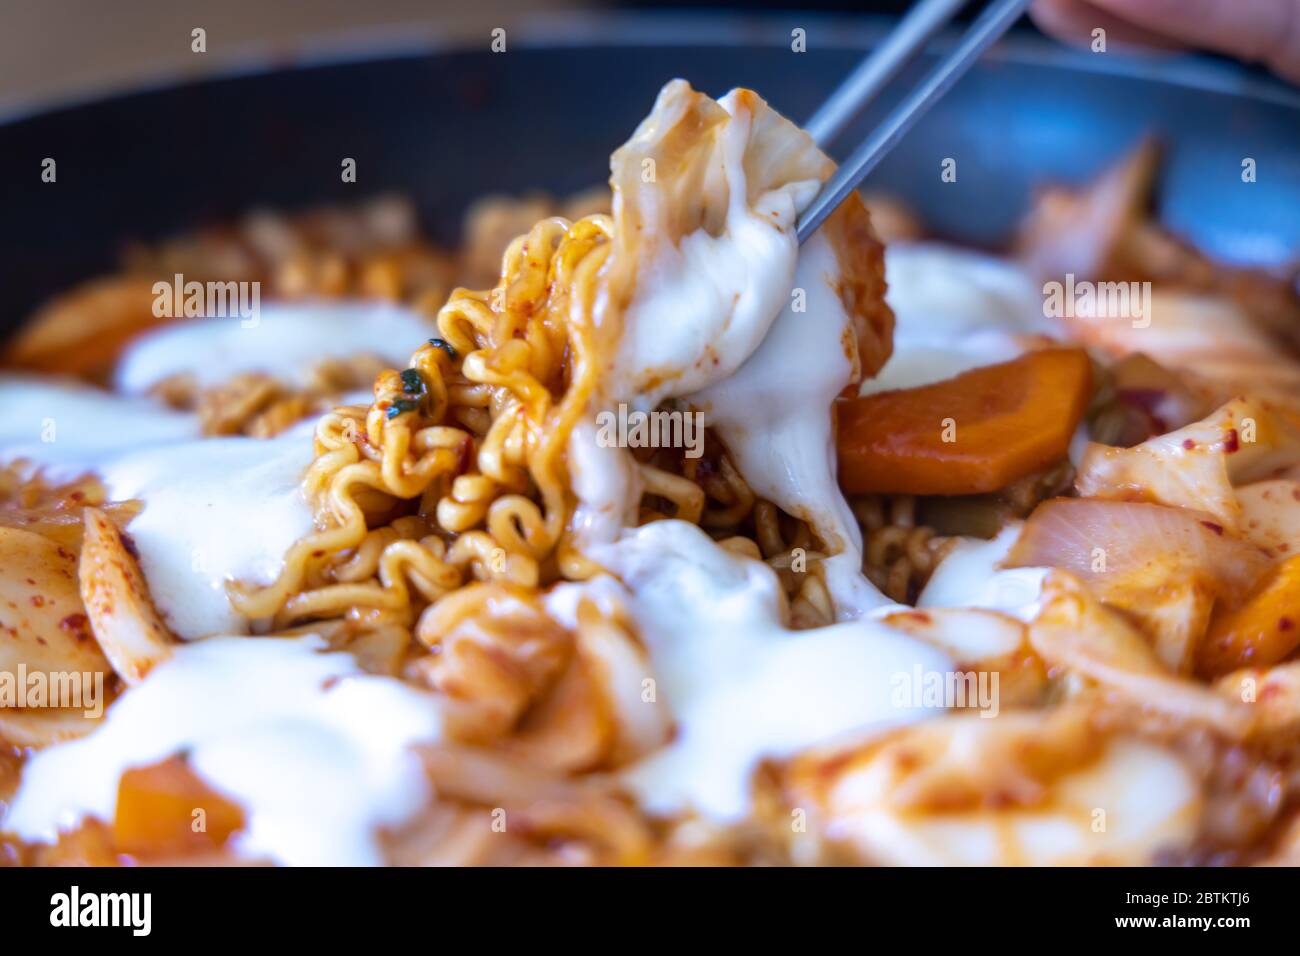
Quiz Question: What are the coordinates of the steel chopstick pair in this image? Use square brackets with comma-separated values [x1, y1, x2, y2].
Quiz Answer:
[797, 0, 1033, 243]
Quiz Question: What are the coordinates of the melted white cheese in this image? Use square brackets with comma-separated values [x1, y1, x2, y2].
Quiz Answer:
[99, 422, 316, 639]
[0, 376, 199, 479]
[688, 232, 884, 617]
[918, 524, 1048, 622]
[576, 90, 887, 614]
[5, 635, 442, 866]
[567, 416, 642, 548]
[608, 90, 821, 408]
[0, 376, 316, 639]
[864, 242, 1050, 396]
[115, 301, 433, 394]
[587, 521, 949, 820]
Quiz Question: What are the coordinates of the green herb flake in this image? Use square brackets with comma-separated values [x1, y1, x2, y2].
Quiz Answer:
[400, 368, 425, 395]
[428, 338, 458, 361]
[386, 398, 419, 420]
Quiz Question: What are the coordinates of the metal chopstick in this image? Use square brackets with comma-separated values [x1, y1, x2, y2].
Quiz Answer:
[805, 0, 969, 148]
[797, 0, 1032, 244]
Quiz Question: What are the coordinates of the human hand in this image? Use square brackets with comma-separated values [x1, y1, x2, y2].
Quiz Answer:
[1032, 0, 1300, 83]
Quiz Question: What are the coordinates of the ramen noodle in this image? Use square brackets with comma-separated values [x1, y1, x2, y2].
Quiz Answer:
[2, 79, 1300, 866]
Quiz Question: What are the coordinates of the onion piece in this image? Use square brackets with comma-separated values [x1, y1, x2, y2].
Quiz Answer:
[1008, 498, 1270, 672]
[1030, 572, 1253, 738]
[1009, 498, 1268, 598]
[0, 527, 111, 690]
[79, 507, 176, 685]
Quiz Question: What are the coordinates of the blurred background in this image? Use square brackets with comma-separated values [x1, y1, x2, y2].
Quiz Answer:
[4, 0, 1024, 112]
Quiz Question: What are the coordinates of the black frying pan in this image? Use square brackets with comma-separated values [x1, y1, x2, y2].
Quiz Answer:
[1, 12, 1297, 331]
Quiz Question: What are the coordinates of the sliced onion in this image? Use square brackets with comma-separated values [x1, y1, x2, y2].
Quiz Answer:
[1030, 572, 1252, 738]
[1009, 498, 1269, 599]
[1008, 497, 1271, 672]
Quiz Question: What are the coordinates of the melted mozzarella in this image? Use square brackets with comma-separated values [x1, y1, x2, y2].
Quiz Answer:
[576, 92, 885, 613]
[688, 232, 884, 617]
[608, 90, 821, 407]
[5, 635, 442, 866]
[99, 423, 316, 639]
[567, 416, 642, 548]
[115, 301, 433, 394]
[0, 376, 199, 478]
[0, 377, 315, 640]
[918, 524, 1048, 622]
[587, 521, 949, 820]
[864, 242, 1050, 396]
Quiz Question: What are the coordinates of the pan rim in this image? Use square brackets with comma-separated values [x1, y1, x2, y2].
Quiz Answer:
[1, 9, 1297, 128]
